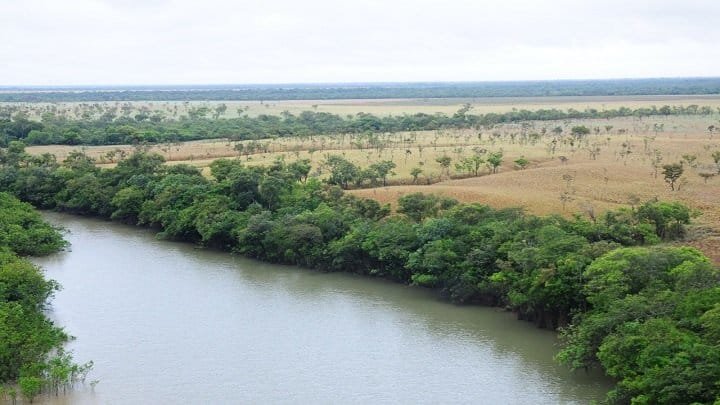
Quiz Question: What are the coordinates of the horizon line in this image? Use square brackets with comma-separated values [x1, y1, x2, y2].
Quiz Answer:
[3, 76, 720, 90]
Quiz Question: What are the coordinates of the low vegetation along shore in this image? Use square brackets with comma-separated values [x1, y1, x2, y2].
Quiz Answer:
[0, 193, 93, 403]
[1, 136, 719, 403]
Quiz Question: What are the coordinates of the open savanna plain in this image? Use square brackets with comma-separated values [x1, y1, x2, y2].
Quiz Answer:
[6, 94, 720, 119]
[22, 99, 720, 263]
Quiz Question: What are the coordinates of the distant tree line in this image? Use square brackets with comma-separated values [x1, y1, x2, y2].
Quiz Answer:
[1, 141, 718, 403]
[2, 77, 720, 102]
[1, 104, 718, 146]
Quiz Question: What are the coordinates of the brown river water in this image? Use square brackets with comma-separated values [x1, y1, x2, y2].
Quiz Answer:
[28, 212, 611, 404]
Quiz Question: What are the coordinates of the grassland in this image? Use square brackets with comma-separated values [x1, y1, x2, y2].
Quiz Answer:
[5, 94, 720, 119]
[21, 98, 720, 262]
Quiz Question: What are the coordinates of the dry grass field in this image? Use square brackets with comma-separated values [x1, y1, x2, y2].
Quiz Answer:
[22, 102, 720, 262]
[6, 94, 720, 119]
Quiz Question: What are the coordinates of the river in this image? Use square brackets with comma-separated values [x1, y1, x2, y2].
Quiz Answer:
[30, 213, 611, 404]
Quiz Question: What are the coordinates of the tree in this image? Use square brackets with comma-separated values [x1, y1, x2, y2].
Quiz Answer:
[410, 167, 423, 184]
[368, 160, 396, 186]
[514, 156, 529, 170]
[662, 163, 684, 191]
[324, 155, 358, 189]
[699, 172, 716, 183]
[435, 156, 452, 177]
[571, 125, 590, 138]
[397, 193, 457, 222]
[457, 154, 485, 176]
[637, 200, 691, 240]
[287, 159, 312, 183]
[712, 150, 720, 174]
[110, 186, 146, 223]
[213, 103, 227, 118]
[233, 142, 245, 157]
[19, 376, 42, 403]
[0, 141, 29, 167]
[258, 174, 289, 210]
[486, 151, 503, 174]
[681, 154, 698, 168]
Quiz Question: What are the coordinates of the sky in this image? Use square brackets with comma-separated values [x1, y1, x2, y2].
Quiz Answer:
[1, 0, 719, 86]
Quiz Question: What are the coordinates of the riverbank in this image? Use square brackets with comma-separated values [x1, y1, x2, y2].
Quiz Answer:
[32, 212, 612, 404]
[2, 143, 719, 403]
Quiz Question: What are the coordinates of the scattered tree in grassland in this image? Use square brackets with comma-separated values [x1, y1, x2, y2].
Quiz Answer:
[486, 151, 503, 174]
[513, 157, 529, 170]
[410, 167, 423, 184]
[662, 163, 684, 191]
[435, 155, 452, 177]
[712, 150, 720, 173]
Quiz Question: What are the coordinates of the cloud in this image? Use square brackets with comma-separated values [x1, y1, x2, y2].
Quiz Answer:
[1, 0, 718, 85]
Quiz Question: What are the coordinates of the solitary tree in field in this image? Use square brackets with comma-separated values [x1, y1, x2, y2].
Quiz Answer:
[681, 154, 698, 168]
[650, 149, 663, 179]
[214, 103, 227, 119]
[514, 156, 529, 170]
[712, 150, 720, 173]
[619, 142, 633, 164]
[436, 155, 452, 177]
[458, 154, 485, 176]
[662, 163, 684, 191]
[411, 167, 423, 184]
[571, 125, 590, 139]
[699, 172, 716, 184]
[369, 160, 396, 186]
[587, 144, 601, 160]
[653, 123, 665, 135]
[559, 191, 574, 211]
[233, 142, 245, 157]
[486, 151, 503, 174]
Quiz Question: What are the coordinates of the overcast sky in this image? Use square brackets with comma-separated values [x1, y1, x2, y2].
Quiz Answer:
[1, 0, 718, 85]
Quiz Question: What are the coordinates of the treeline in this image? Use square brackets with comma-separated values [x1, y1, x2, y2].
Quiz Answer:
[2, 78, 720, 102]
[0, 192, 93, 403]
[1, 141, 718, 403]
[2, 103, 718, 146]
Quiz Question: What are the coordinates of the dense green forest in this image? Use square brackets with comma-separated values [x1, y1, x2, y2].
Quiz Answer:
[1, 103, 718, 146]
[2, 78, 720, 102]
[1, 140, 718, 403]
[0, 192, 92, 402]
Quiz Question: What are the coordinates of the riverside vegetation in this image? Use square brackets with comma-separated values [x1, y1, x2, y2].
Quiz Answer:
[0, 192, 93, 403]
[0, 139, 719, 404]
